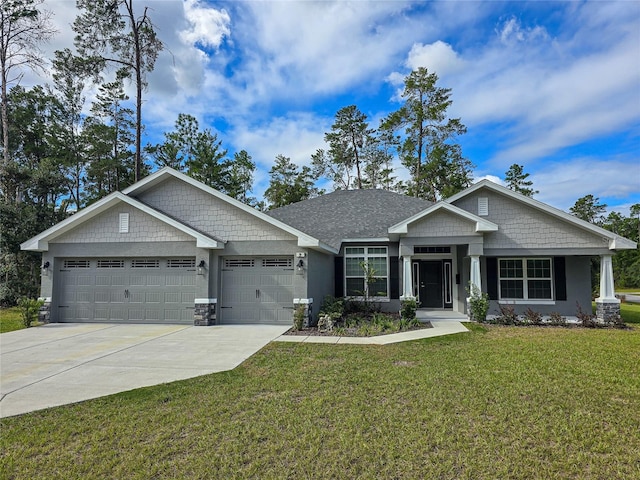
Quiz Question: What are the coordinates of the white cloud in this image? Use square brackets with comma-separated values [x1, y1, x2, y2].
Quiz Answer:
[180, 0, 230, 50]
[473, 174, 504, 186]
[531, 157, 640, 212]
[405, 41, 465, 76]
[497, 16, 549, 45]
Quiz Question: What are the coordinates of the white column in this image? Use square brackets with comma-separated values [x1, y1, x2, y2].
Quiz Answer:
[597, 254, 618, 302]
[469, 255, 482, 293]
[400, 256, 415, 300]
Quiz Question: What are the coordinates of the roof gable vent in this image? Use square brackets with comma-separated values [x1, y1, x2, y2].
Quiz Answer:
[478, 197, 489, 216]
[119, 213, 129, 233]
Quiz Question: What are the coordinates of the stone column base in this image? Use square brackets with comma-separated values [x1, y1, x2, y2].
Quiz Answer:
[293, 298, 313, 327]
[194, 298, 217, 326]
[38, 297, 51, 324]
[595, 299, 621, 324]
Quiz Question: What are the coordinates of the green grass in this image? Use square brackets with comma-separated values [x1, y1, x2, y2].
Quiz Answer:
[621, 302, 640, 324]
[2, 326, 639, 479]
[0, 307, 24, 333]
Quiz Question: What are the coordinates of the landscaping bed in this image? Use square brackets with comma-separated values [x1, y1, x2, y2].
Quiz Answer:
[285, 312, 432, 337]
[287, 296, 429, 337]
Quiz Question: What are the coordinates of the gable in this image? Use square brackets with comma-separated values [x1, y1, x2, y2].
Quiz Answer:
[134, 177, 297, 243]
[407, 210, 479, 237]
[452, 190, 611, 250]
[53, 204, 194, 244]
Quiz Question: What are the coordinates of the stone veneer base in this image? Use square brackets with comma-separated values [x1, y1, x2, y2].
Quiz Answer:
[595, 300, 621, 324]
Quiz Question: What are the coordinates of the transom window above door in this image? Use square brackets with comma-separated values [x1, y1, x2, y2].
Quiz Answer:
[344, 246, 388, 298]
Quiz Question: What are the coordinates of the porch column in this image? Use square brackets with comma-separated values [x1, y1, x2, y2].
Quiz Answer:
[469, 255, 482, 293]
[595, 254, 620, 323]
[466, 255, 482, 318]
[400, 256, 415, 300]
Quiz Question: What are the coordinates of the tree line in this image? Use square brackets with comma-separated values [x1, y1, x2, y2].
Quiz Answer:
[1, 0, 637, 305]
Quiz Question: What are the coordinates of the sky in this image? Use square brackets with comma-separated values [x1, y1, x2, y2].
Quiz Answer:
[21, 0, 640, 215]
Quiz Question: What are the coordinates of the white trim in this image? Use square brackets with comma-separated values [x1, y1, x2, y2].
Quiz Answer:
[38, 297, 52, 303]
[20, 192, 222, 251]
[293, 298, 313, 305]
[195, 298, 217, 304]
[446, 179, 637, 251]
[388, 202, 498, 235]
[498, 300, 556, 305]
[342, 238, 390, 243]
[122, 167, 337, 254]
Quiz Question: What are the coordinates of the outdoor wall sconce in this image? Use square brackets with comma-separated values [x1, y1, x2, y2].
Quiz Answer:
[197, 260, 206, 275]
[296, 259, 305, 272]
[42, 261, 50, 276]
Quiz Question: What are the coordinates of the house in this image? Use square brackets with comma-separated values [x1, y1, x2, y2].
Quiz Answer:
[21, 167, 636, 326]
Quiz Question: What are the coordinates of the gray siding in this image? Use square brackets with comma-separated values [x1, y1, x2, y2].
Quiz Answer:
[306, 249, 335, 324]
[407, 211, 478, 237]
[53, 205, 193, 244]
[453, 190, 609, 250]
[136, 177, 296, 242]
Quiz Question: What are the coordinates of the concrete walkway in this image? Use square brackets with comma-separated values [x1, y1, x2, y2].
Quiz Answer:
[276, 312, 470, 345]
[0, 323, 289, 418]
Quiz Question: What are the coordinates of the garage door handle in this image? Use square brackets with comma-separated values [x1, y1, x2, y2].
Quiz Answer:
[124, 289, 130, 298]
[256, 289, 260, 299]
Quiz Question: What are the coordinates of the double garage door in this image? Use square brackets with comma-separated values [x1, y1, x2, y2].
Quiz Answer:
[58, 258, 196, 324]
[220, 257, 294, 325]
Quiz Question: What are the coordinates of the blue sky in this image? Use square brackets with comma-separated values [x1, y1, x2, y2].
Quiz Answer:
[31, 1, 640, 214]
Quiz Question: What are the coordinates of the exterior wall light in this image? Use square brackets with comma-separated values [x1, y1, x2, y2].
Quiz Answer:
[296, 259, 305, 272]
[197, 260, 206, 275]
[42, 261, 50, 276]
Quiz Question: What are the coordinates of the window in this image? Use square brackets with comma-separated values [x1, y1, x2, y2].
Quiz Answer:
[263, 258, 293, 268]
[131, 259, 159, 268]
[498, 258, 552, 300]
[97, 259, 124, 268]
[63, 259, 90, 269]
[344, 246, 388, 298]
[414, 246, 451, 254]
[168, 259, 196, 268]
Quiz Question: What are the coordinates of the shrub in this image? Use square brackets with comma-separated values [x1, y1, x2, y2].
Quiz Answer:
[467, 283, 489, 322]
[495, 304, 520, 325]
[400, 298, 418, 321]
[319, 295, 344, 320]
[292, 304, 306, 331]
[576, 302, 598, 328]
[17, 297, 44, 328]
[523, 307, 543, 325]
[548, 312, 567, 326]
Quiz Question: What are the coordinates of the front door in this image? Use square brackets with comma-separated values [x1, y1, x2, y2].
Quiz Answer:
[416, 260, 453, 309]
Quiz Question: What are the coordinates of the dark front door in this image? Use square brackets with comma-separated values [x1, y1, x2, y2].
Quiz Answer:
[417, 260, 453, 309]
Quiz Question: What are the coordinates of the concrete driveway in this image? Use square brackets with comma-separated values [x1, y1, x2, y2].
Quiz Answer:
[0, 323, 289, 418]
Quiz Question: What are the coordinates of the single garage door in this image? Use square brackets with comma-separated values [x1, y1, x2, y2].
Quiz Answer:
[220, 257, 294, 325]
[57, 257, 196, 324]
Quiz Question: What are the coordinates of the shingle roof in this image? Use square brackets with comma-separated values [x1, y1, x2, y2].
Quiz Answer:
[266, 189, 432, 250]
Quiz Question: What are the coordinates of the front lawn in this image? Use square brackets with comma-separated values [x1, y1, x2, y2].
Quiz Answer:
[621, 302, 640, 324]
[2, 325, 639, 479]
[0, 307, 23, 333]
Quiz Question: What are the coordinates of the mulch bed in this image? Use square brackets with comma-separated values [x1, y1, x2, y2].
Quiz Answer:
[284, 320, 433, 337]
